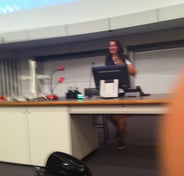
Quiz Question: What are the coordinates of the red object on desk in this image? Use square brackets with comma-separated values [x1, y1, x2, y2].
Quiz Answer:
[0, 96, 7, 101]
[46, 94, 58, 101]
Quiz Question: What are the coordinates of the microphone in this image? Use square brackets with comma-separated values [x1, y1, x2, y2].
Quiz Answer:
[88, 62, 95, 99]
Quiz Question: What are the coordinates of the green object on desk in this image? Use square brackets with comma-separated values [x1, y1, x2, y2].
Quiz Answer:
[77, 94, 83, 99]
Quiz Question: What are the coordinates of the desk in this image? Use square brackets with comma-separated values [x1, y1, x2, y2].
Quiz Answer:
[0, 94, 169, 166]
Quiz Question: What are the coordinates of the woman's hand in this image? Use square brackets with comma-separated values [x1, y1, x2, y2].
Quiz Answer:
[114, 58, 125, 65]
[114, 58, 136, 76]
[127, 64, 136, 76]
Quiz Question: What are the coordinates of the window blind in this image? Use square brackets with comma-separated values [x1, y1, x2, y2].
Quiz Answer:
[0, 59, 20, 96]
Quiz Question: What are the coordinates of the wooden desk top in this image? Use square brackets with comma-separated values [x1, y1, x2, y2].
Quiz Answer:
[0, 94, 170, 107]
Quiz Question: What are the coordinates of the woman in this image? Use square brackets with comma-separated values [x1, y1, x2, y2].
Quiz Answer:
[106, 39, 136, 149]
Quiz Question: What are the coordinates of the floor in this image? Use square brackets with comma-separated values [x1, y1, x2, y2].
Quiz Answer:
[85, 144, 160, 176]
[0, 163, 36, 176]
[0, 143, 160, 176]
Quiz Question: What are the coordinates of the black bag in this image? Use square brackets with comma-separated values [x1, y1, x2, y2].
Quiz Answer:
[45, 152, 92, 176]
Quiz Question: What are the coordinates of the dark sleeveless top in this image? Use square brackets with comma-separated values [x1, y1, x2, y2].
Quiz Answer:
[105, 55, 130, 66]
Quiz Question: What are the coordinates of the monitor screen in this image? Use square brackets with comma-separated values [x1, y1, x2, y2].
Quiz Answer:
[92, 65, 130, 89]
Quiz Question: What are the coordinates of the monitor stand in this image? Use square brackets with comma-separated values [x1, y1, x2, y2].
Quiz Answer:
[123, 86, 150, 98]
[100, 79, 119, 98]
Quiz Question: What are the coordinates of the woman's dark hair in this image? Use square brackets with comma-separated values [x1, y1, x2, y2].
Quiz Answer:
[106, 39, 128, 64]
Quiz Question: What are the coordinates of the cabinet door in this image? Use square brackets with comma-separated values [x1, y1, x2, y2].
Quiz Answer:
[28, 107, 71, 166]
[0, 107, 30, 164]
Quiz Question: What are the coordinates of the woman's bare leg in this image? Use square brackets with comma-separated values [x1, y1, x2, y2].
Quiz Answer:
[110, 115, 127, 149]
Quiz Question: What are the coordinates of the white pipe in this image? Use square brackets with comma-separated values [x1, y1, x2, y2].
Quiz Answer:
[29, 60, 37, 98]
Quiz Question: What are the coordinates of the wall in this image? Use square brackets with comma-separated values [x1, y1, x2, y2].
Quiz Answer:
[20, 56, 104, 97]
[135, 47, 184, 94]
[16, 46, 184, 97]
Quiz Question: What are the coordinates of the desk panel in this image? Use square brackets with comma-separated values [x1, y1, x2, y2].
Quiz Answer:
[70, 104, 167, 115]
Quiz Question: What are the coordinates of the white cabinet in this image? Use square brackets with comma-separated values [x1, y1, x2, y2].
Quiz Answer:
[0, 107, 30, 164]
[27, 107, 72, 166]
[0, 106, 98, 166]
[0, 106, 71, 166]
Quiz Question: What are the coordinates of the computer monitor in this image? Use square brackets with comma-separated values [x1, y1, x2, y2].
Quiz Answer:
[92, 65, 130, 89]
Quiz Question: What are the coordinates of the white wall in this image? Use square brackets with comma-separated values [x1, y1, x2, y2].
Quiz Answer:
[19, 55, 105, 97]
[19, 47, 184, 97]
[1, 0, 184, 33]
[41, 47, 184, 97]
[135, 47, 184, 94]
[42, 56, 104, 97]
[40, 47, 184, 97]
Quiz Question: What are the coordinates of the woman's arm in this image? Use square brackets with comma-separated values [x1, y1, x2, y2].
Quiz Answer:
[118, 59, 136, 76]
[127, 63, 136, 76]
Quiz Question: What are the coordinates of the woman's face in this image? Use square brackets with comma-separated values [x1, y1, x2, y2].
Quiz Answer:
[109, 41, 118, 55]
